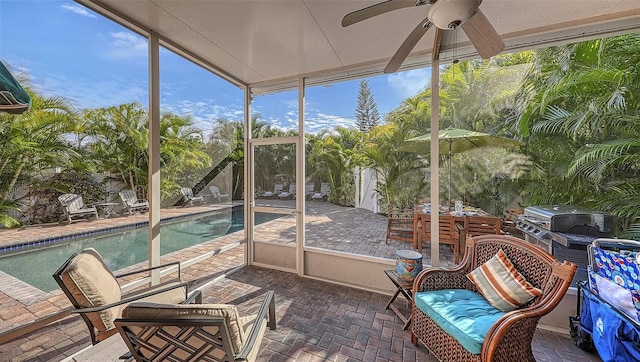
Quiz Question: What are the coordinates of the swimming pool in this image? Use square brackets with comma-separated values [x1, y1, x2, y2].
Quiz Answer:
[0, 208, 280, 292]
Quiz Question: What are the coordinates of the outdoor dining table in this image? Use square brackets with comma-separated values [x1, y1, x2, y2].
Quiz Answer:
[412, 205, 492, 257]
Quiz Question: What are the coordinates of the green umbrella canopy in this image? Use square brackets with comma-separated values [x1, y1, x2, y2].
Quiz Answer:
[398, 127, 520, 207]
[398, 127, 520, 155]
[0, 61, 31, 115]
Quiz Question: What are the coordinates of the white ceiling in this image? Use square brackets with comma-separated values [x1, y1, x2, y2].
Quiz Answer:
[76, 0, 640, 94]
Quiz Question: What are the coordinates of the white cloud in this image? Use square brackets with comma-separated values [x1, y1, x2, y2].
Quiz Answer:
[305, 108, 355, 134]
[107, 32, 148, 59]
[61, 4, 97, 18]
[386, 69, 430, 99]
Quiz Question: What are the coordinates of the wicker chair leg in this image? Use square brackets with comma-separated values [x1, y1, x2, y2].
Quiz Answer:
[411, 332, 418, 346]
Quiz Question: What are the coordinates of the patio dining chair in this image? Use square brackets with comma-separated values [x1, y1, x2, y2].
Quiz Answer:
[180, 187, 205, 206]
[115, 290, 276, 362]
[386, 207, 415, 244]
[118, 189, 149, 215]
[58, 193, 99, 224]
[459, 215, 502, 253]
[418, 214, 459, 261]
[53, 248, 201, 345]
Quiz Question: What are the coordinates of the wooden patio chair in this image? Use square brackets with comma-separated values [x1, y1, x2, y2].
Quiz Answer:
[58, 193, 98, 224]
[459, 215, 502, 254]
[115, 290, 276, 362]
[118, 189, 149, 215]
[418, 214, 459, 261]
[411, 234, 576, 362]
[501, 208, 525, 238]
[53, 248, 201, 345]
[386, 207, 414, 244]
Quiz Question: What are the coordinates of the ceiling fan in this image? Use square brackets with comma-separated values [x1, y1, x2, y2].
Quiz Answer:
[342, 0, 505, 73]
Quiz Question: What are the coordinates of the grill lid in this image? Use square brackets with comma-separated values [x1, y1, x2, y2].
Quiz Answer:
[520, 205, 614, 233]
[524, 205, 595, 219]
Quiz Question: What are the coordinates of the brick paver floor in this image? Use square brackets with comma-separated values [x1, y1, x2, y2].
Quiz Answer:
[0, 201, 601, 361]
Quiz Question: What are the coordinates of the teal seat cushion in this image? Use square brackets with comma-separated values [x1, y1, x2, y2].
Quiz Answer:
[414, 289, 506, 355]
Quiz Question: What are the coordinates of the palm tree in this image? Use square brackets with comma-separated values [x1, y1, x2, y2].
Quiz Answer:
[513, 34, 640, 231]
[85, 103, 211, 201]
[0, 90, 78, 226]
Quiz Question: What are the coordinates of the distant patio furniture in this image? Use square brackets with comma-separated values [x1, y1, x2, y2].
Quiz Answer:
[263, 183, 284, 198]
[95, 202, 120, 219]
[209, 185, 230, 202]
[180, 187, 205, 206]
[304, 183, 315, 200]
[116, 290, 276, 362]
[386, 207, 414, 244]
[278, 183, 296, 199]
[52, 248, 201, 345]
[58, 193, 98, 224]
[311, 182, 330, 201]
[411, 234, 577, 362]
[118, 190, 149, 215]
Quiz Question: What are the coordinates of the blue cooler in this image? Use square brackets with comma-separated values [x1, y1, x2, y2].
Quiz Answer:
[395, 250, 423, 282]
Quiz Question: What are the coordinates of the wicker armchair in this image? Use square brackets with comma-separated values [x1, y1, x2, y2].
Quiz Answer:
[411, 234, 577, 362]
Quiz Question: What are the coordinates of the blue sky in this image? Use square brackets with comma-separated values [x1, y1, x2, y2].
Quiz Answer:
[1, 0, 431, 134]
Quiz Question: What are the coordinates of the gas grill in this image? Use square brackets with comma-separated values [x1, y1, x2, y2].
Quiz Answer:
[515, 205, 615, 286]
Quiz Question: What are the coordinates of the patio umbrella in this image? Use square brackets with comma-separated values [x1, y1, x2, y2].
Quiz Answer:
[0, 61, 31, 115]
[398, 127, 520, 206]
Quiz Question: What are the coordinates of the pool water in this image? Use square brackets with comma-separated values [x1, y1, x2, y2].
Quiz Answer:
[0, 208, 279, 292]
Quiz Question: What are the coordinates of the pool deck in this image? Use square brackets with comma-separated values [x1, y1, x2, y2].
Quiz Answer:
[0, 200, 601, 361]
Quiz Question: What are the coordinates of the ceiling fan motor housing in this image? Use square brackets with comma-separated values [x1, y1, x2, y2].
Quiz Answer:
[427, 0, 482, 29]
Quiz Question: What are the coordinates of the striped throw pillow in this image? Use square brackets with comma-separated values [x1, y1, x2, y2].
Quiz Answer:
[467, 249, 542, 312]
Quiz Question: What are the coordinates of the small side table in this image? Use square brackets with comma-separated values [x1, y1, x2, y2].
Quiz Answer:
[95, 202, 119, 219]
[384, 270, 413, 330]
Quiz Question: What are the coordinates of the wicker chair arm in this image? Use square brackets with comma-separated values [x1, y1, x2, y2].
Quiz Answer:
[481, 260, 577, 358]
[235, 290, 276, 361]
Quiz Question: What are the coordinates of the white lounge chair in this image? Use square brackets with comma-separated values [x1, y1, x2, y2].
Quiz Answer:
[181, 187, 205, 206]
[304, 183, 315, 200]
[118, 190, 149, 215]
[311, 183, 330, 201]
[278, 183, 296, 199]
[58, 193, 99, 224]
[209, 185, 230, 202]
[263, 183, 283, 198]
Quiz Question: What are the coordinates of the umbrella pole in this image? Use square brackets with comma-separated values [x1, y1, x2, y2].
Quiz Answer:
[448, 140, 452, 210]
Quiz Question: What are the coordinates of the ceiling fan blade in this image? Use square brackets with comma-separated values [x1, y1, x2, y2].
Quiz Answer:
[342, 0, 416, 27]
[384, 19, 432, 74]
[460, 9, 505, 59]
